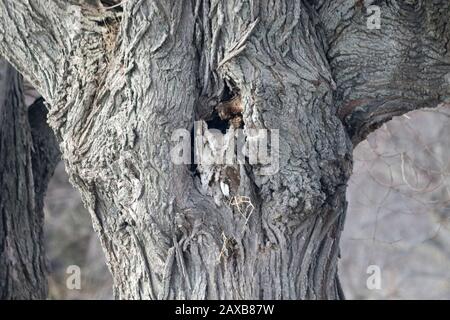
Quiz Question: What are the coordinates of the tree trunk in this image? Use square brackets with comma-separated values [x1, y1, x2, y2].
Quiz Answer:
[0, 60, 60, 299]
[0, 0, 448, 299]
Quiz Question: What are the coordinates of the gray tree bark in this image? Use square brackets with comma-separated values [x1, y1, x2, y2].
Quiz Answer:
[0, 0, 448, 299]
[0, 59, 60, 299]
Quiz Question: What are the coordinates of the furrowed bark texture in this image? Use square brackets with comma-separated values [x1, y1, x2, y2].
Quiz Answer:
[0, 0, 448, 299]
[314, 0, 450, 144]
[0, 60, 59, 299]
[46, 0, 350, 299]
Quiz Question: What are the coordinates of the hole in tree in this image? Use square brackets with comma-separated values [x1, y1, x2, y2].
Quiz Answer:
[188, 112, 230, 175]
[206, 112, 229, 134]
[189, 80, 242, 175]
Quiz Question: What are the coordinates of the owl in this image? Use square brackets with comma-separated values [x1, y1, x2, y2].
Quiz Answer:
[194, 120, 242, 205]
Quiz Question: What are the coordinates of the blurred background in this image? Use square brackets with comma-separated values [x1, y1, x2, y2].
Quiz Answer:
[43, 107, 450, 300]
